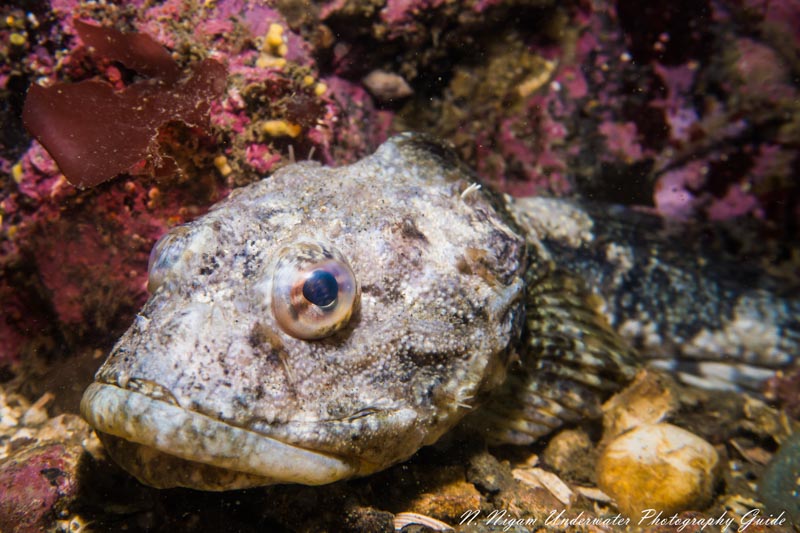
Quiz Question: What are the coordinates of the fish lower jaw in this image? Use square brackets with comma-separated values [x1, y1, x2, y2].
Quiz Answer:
[80, 382, 359, 490]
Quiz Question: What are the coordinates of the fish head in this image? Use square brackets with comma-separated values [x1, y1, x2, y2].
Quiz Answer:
[81, 133, 527, 490]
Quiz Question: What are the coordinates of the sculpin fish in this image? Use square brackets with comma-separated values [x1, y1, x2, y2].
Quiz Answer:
[80, 133, 799, 490]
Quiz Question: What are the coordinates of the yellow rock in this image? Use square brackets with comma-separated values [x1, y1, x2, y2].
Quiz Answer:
[596, 422, 719, 517]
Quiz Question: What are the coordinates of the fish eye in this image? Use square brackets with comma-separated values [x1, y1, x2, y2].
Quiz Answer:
[272, 242, 359, 340]
[147, 226, 192, 293]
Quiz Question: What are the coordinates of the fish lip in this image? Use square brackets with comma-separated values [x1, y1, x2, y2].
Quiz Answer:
[80, 382, 359, 486]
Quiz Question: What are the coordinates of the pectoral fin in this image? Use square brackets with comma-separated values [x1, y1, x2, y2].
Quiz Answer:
[468, 269, 639, 445]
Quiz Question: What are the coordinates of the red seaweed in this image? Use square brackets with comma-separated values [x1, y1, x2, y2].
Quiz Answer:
[73, 19, 181, 82]
[21, 20, 227, 189]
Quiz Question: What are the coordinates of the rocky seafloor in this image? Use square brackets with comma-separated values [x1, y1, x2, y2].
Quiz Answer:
[0, 0, 799, 531]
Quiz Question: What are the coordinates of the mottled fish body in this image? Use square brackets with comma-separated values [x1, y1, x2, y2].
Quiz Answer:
[513, 199, 798, 392]
[80, 134, 798, 490]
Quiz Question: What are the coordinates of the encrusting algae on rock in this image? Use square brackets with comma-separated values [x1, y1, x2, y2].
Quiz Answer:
[2, 0, 800, 530]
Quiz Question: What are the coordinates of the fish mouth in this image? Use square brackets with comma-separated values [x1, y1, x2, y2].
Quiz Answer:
[80, 382, 360, 490]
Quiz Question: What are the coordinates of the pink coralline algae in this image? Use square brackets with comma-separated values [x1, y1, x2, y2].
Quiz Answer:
[0, 442, 81, 533]
[598, 121, 646, 164]
[380, 0, 448, 33]
[316, 0, 800, 280]
[1, 1, 394, 368]
[654, 161, 708, 220]
[706, 183, 762, 221]
[767, 367, 800, 420]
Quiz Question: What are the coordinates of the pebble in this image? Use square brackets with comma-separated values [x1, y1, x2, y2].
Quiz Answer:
[0, 438, 83, 533]
[542, 428, 595, 483]
[601, 369, 678, 440]
[596, 422, 719, 517]
[362, 70, 413, 102]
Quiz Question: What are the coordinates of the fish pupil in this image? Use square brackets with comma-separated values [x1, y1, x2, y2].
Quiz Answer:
[303, 270, 338, 308]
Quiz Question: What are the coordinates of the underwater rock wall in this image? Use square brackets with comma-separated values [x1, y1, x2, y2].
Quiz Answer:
[0, 0, 798, 386]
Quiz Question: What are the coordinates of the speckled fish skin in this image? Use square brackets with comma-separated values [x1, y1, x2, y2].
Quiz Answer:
[80, 133, 799, 490]
[513, 198, 800, 391]
[82, 134, 529, 489]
